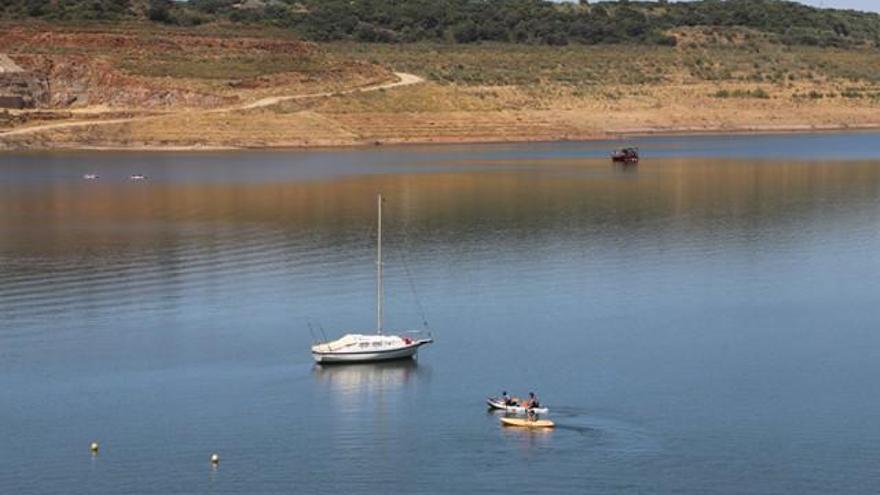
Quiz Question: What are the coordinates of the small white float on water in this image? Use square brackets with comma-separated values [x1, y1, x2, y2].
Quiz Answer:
[129, 174, 147, 181]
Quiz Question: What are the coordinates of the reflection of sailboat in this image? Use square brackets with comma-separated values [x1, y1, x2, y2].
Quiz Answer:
[313, 359, 424, 394]
[314, 361, 430, 436]
[311, 193, 433, 363]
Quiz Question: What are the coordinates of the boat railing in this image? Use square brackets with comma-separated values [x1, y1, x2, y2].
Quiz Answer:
[402, 329, 433, 341]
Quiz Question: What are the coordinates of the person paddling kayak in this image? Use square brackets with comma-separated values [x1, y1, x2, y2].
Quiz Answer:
[527, 408, 539, 422]
[526, 393, 543, 422]
[526, 392, 540, 409]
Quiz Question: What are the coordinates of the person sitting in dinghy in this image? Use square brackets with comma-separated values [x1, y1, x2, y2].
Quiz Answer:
[501, 391, 518, 406]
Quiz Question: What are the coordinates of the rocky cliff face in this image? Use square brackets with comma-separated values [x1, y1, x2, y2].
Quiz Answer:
[11, 53, 236, 109]
[0, 54, 49, 108]
[0, 72, 49, 108]
[0, 27, 322, 110]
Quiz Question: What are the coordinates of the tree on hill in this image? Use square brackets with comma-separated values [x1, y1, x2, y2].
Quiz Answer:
[2, 0, 879, 48]
[147, 0, 173, 23]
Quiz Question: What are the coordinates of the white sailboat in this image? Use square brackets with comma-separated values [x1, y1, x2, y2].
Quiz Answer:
[311, 194, 433, 364]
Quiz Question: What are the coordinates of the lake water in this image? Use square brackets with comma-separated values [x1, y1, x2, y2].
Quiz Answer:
[2, 132, 880, 494]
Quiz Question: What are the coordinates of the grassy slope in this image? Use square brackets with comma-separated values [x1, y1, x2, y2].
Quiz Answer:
[327, 39, 880, 88]
[294, 41, 880, 142]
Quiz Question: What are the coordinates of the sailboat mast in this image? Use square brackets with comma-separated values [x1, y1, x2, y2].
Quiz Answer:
[377, 193, 384, 334]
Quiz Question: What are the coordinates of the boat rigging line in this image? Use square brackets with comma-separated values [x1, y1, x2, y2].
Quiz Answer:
[397, 223, 431, 331]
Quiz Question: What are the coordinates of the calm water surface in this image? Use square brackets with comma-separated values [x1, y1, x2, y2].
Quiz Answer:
[2, 133, 880, 494]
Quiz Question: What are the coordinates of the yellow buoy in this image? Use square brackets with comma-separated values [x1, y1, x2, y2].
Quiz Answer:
[90, 441, 100, 453]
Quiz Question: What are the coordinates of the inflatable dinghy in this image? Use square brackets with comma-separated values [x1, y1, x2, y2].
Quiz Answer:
[487, 398, 549, 415]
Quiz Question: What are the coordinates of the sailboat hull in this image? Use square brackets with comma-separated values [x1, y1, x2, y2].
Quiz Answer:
[312, 342, 428, 364]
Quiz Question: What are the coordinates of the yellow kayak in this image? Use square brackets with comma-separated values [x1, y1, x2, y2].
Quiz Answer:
[500, 417, 555, 428]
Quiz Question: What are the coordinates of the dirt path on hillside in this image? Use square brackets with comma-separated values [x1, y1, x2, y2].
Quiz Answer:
[235, 72, 424, 111]
[0, 72, 424, 139]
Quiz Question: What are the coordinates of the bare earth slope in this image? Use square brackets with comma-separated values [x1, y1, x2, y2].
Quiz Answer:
[2, 25, 880, 150]
[0, 72, 423, 147]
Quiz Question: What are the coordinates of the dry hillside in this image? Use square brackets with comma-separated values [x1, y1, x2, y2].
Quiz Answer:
[2, 23, 880, 150]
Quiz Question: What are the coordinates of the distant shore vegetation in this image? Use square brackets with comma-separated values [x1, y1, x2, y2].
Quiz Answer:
[3, 0, 880, 48]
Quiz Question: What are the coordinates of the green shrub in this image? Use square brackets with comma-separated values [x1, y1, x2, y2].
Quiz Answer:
[712, 88, 770, 98]
[8, 0, 879, 48]
[841, 88, 863, 98]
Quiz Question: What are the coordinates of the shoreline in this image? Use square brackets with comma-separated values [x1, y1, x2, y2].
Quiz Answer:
[3, 122, 879, 153]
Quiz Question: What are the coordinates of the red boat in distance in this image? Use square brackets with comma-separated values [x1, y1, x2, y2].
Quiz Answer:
[611, 147, 640, 164]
